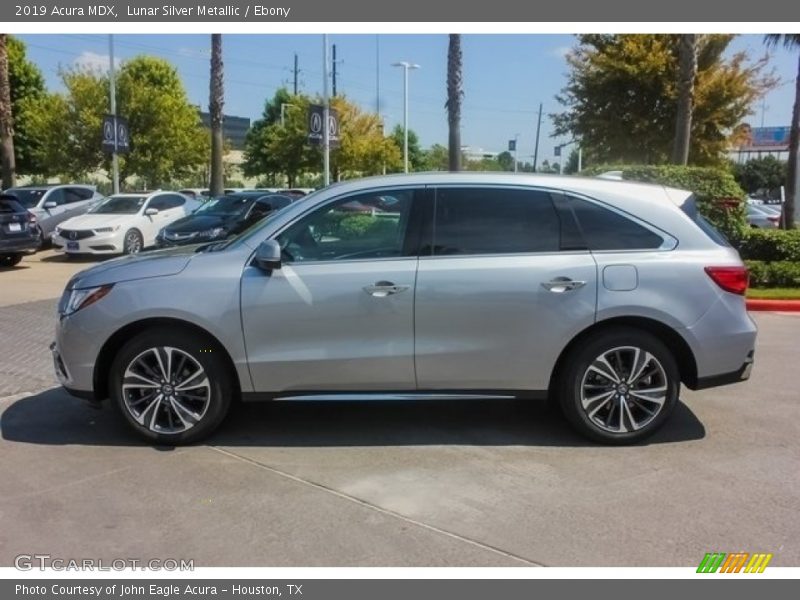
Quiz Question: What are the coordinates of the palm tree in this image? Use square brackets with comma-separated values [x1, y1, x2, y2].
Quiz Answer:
[765, 34, 800, 229]
[0, 34, 15, 189]
[209, 34, 224, 197]
[446, 34, 463, 171]
[671, 34, 697, 165]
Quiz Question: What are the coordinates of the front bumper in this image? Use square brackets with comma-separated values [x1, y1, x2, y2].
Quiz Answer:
[52, 231, 124, 254]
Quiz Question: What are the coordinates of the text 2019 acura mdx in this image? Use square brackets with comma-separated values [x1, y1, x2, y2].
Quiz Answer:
[52, 173, 756, 445]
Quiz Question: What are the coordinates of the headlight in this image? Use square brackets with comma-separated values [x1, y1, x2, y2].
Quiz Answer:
[60, 285, 114, 316]
[94, 226, 120, 233]
[199, 227, 226, 238]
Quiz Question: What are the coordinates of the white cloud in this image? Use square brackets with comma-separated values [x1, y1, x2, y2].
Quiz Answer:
[549, 46, 572, 59]
[74, 51, 111, 71]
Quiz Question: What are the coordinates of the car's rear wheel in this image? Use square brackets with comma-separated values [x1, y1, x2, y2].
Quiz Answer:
[122, 229, 143, 254]
[558, 328, 679, 444]
[0, 254, 23, 267]
[109, 329, 233, 444]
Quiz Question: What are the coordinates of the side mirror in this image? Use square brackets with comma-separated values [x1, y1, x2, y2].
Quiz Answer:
[145, 207, 159, 216]
[43, 201, 57, 209]
[254, 239, 282, 271]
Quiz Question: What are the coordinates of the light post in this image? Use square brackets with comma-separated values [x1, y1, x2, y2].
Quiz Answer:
[280, 103, 296, 127]
[392, 61, 420, 173]
[108, 34, 119, 194]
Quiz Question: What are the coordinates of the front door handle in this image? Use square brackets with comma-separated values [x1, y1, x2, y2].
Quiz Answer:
[363, 281, 409, 297]
[541, 277, 586, 293]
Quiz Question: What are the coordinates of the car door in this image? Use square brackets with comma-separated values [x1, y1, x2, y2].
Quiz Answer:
[240, 187, 424, 393]
[38, 188, 68, 235]
[62, 187, 97, 218]
[414, 186, 598, 392]
[142, 194, 183, 245]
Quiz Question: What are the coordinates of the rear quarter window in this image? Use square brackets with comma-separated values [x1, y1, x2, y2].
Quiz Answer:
[567, 196, 665, 251]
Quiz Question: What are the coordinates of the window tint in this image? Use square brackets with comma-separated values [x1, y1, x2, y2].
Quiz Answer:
[149, 194, 185, 210]
[431, 187, 560, 255]
[568, 196, 664, 251]
[66, 187, 95, 202]
[47, 189, 66, 206]
[277, 190, 414, 262]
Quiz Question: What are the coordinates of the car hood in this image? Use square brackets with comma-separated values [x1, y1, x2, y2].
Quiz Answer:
[165, 214, 237, 233]
[59, 213, 137, 230]
[68, 245, 197, 289]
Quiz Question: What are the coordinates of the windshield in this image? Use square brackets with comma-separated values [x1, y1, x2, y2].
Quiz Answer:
[90, 196, 146, 215]
[4, 188, 46, 208]
[196, 195, 253, 216]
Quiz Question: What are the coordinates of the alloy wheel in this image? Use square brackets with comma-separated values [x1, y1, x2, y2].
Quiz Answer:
[579, 346, 668, 433]
[121, 346, 211, 434]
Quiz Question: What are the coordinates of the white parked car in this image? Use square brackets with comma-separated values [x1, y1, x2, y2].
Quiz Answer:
[52, 191, 200, 255]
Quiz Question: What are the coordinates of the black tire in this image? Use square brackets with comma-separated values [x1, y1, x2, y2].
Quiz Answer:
[558, 327, 680, 445]
[0, 254, 23, 267]
[109, 329, 233, 445]
[122, 228, 143, 255]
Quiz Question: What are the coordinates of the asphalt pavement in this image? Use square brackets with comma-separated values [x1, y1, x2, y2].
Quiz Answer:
[0, 250, 798, 567]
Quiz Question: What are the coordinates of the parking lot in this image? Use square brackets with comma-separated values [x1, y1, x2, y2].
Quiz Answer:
[1, 249, 799, 567]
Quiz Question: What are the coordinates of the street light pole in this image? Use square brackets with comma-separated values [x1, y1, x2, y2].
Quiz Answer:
[108, 34, 119, 194]
[514, 133, 519, 173]
[392, 61, 420, 173]
[322, 34, 330, 186]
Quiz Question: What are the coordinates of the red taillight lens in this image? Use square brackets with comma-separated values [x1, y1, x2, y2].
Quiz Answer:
[767, 215, 779, 223]
[705, 266, 749, 296]
[27, 211, 37, 224]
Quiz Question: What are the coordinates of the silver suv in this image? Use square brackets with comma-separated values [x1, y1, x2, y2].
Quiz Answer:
[52, 174, 756, 445]
[4, 184, 104, 239]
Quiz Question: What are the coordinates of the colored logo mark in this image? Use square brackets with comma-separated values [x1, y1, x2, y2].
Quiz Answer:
[697, 552, 773, 573]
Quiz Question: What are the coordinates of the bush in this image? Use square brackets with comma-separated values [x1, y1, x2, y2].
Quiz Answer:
[745, 260, 800, 288]
[582, 164, 746, 239]
[738, 229, 800, 262]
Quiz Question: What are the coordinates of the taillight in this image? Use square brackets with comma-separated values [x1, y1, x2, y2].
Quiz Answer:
[27, 211, 37, 224]
[767, 215, 779, 223]
[705, 266, 749, 296]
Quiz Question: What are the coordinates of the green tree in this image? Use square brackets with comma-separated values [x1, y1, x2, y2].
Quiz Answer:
[116, 56, 208, 186]
[23, 56, 207, 185]
[424, 143, 449, 171]
[496, 150, 514, 171]
[389, 125, 425, 171]
[554, 35, 776, 166]
[330, 95, 401, 177]
[243, 88, 317, 186]
[765, 34, 800, 229]
[732, 156, 787, 195]
[563, 148, 581, 174]
[6, 36, 46, 176]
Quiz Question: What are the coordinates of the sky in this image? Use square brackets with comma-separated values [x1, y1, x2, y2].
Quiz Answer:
[16, 33, 800, 166]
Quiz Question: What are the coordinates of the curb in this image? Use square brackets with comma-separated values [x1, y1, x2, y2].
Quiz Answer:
[746, 299, 800, 312]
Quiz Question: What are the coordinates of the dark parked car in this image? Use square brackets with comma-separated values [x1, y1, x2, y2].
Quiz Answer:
[0, 194, 42, 267]
[156, 192, 294, 247]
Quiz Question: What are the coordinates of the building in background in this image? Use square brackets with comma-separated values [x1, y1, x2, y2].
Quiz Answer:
[729, 124, 790, 163]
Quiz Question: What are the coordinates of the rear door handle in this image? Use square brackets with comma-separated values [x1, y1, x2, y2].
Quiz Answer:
[363, 281, 409, 297]
[541, 277, 586, 293]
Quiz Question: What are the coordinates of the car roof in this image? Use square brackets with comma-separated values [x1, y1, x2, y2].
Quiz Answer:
[314, 172, 691, 207]
[6, 184, 96, 190]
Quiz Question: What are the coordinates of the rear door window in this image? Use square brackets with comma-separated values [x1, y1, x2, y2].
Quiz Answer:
[431, 187, 560, 255]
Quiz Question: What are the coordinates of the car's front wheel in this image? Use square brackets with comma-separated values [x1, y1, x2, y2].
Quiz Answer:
[122, 229, 143, 254]
[109, 329, 233, 444]
[558, 328, 680, 444]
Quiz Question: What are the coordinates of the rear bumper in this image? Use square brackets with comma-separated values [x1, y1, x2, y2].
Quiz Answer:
[0, 237, 40, 254]
[693, 350, 754, 390]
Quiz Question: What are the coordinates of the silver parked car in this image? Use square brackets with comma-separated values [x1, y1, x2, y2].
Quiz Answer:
[3, 184, 105, 240]
[52, 174, 756, 445]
